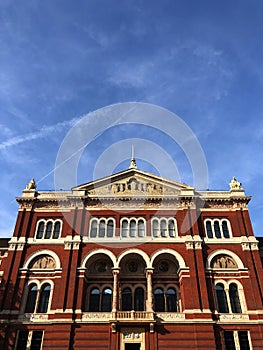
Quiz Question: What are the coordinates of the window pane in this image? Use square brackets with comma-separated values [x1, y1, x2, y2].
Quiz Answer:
[99, 220, 106, 237]
[121, 220, 129, 237]
[90, 220, 98, 238]
[89, 288, 100, 311]
[25, 284, 38, 313]
[101, 288, 112, 312]
[107, 220, 114, 237]
[53, 221, 61, 239]
[154, 288, 165, 312]
[215, 284, 229, 313]
[229, 283, 242, 313]
[160, 220, 167, 237]
[37, 284, 51, 313]
[122, 288, 132, 311]
[138, 220, 145, 237]
[222, 220, 230, 238]
[134, 287, 144, 311]
[45, 222, 53, 239]
[206, 221, 213, 238]
[31, 331, 43, 350]
[167, 288, 177, 312]
[36, 222, 45, 239]
[224, 331, 236, 350]
[168, 220, 175, 237]
[16, 330, 28, 350]
[152, 220, 159, 237]
[130, 220, 136, 237]
[238, 331, 250, 350]
[214, 221, 221, 238]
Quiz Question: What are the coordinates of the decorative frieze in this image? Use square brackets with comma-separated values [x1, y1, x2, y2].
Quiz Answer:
[156, 312, 185, 321]
[219, 314, 249, 321]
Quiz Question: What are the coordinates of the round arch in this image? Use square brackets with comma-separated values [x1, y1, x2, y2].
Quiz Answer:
[117, 248, 150, 268]
[82, 248, 117, 268]
[206, 249, 245, 269]
[24, 250, 61, 269]
[150, 249, 186, 268]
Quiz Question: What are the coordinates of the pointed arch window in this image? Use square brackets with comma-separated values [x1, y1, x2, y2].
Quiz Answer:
[24, 282, 51, 314]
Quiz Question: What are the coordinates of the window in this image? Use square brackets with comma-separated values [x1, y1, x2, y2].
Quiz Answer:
[15, 330, 43, 350]
[151, 217, 177, 238]
[204, 219, 231, 238]
[24, 282, 52, 314]
[121, 287, 145, 311]
[224, 331, 250, 350]
[88, 218, 116, 238]
[35, 220, 62, 239]
[154, 287, 178, 312]
[120, 218, 146, 238]
[88, 287, 112, 312]
[215, 282, 242, 314]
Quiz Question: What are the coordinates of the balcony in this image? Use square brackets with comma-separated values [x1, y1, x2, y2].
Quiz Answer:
[81, 310, 154, 323]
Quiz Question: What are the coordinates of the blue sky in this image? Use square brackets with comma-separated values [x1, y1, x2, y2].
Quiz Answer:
[0, 0, 263, 237]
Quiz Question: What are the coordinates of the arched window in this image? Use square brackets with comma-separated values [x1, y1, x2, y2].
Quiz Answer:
[130, 220, 136, 237]
[107, 220, 114, 237]
[215, 284, 229, 313]
[160, 220, 167, 237]
[101, 288, 112, 312]
[90, 220, 98, 238]
[167, 288, 177, 312]
[229, 283, 242, 313]
[134, 287, 144, 311]
[214, 221, 221, 238]
[138, 220, 145, 237]
[36, 222, 45, 239]
[99, 220, 106, 238]
[53, 221, 61, 239]
[152, 219, 159, 237]
[154, 288, 165, 312]
[205, 219, 232, 239]
[37, 283, 51, 313]
[89, 288, 100, 312]
[168, 220, 175, 237]
[222, 220, 230, 238]
[206, 221, 213, 238]
[122, 288, 132, 311]
[25, 284, 38, 313]
[45, 222, 53, 239]
[121, 220, 129, 237]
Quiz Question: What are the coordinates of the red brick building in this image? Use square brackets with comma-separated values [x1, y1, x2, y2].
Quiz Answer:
[0, 159, 263, 350]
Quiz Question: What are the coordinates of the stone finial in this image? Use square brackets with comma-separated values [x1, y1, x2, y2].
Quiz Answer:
[229, 177, 242, 190]
[129, 144, 137, 169]
[25, 178, 37, 190]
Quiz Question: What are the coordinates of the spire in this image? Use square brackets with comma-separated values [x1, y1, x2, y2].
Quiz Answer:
[129, 144, 137, 169]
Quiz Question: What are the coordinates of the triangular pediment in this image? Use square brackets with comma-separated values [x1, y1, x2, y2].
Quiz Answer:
[72, 168, 194, 198]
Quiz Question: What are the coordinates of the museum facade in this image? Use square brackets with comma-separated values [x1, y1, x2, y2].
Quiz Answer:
[0, 158, 263, 349]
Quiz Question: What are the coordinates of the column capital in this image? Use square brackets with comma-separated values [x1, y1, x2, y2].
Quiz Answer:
[112, 267, 120, 275]
[145, 267, 154, 275]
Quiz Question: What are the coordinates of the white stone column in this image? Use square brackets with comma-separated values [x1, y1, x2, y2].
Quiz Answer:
[145, 268, 154, 312]
[112, 268, 120, 312]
